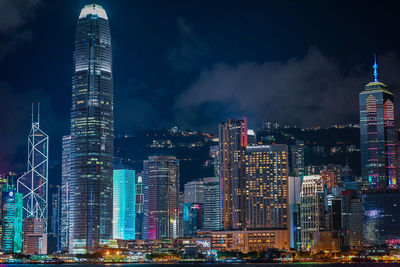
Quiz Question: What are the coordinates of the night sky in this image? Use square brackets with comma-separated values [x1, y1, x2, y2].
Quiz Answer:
[1, 0, 400, 172]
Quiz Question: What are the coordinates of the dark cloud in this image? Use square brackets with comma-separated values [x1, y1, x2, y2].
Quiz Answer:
[166, 17, 209, 71]
[0, 0, 43, 59]
[176, 48, 400, 130]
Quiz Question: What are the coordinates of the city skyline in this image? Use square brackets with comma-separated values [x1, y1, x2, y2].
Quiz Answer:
[3, 0, 400, 172]
[1, 1, 400, 261]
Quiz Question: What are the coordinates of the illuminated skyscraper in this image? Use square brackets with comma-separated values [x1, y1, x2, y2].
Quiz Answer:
[60, 135, 71, 252]
[184, 179, 204, 204]
[17, 105, 48, 233]
[291, 140, 304, 177]
[135, 173, 144, 239]
[69, 4, 114, 253]
[112, 168, 136, 240]
[245, 145, 289, 233]
[202, 177, 221, 230]
[1, 180, 23, 253]
[143, 156, 179, 239]
[183, 203, 203, 237]
[300, 175, 325, 251]
[360, 56, 397, 190]
[219, 118, 247, 230]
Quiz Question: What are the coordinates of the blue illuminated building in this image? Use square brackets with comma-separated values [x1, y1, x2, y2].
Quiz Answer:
[1, 180, 23, 253]
[113, 168, 136, 240]
[183, 203, 203, 237]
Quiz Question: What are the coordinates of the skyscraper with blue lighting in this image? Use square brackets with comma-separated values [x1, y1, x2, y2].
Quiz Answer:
[113, 168, 136, 240]
[1, 179, 23, 253]
[69, 4, 114, 253]
[360, 55, 397, 190]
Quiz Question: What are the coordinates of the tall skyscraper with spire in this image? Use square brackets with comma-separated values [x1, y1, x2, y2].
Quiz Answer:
[360, 55, 397, 191]
[69, 4, 114, 253]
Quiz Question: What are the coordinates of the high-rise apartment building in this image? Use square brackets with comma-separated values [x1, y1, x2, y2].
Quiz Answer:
[360, 56, 397, 190]
[113, 168, 136, 240]
[219, 118, 247, 230]
[143, 156, 179, 239]
[245, 145, 289, 231]
[69, 4, 114, 253]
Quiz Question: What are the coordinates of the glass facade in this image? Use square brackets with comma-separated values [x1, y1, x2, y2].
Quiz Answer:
[360, 80, 397, 190]
[69, 4, 114, 253]
[143, 156, 179, 240]
[60, 135, 71, 252]
[112, 169, 136, 240]
[202, 177, 221, 230]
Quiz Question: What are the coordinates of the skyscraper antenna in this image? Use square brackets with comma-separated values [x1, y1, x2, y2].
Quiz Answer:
[373, 53, 378, 82]
[32, 103, 34, 125]
[38, 103, 40, 126]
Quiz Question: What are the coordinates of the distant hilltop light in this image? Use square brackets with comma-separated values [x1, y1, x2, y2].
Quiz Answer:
[79, 4, 108, 20]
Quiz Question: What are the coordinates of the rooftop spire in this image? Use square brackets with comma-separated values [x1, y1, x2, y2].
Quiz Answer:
[373, 53, 378, 82]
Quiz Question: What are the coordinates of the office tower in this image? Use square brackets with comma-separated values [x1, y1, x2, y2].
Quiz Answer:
[69, 4, 114, 253]
[245, 145, 289, 232]
[17, 106, 48, 233]
[291, 140, 304, 177]
[1, 181, 23, 253]
[23, 218, 47, 255]
[113, 168, 136, 240]
[288, 176, 302, 250]
[135, 173, 144, 239]
[360, 56, 397, 190]
[184, 180, 204, 203]
[144, 156, 179, 239]
[300, 175, 325, 251]
[342, 189, 363, 249]
[50, 187, 61, 252]
[60, 135, 71, 252]
[202, 177, 221, 230]
[178, 191, 184, 238]
[183, 203, 203, 237]
[219, 118, 247, 230]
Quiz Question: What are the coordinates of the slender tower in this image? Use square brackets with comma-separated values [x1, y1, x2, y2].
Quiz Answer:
[69, 4, 114, 253]
[219, 118, 247, 230]
[17, 104, 49, 233]
[359, 55, 397, 191]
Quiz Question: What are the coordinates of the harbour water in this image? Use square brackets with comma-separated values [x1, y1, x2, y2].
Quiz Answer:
[2, 264, 400, 267]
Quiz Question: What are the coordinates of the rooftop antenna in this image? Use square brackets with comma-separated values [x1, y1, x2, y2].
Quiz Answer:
[32, 103, 34, 125]
[373, 53, 378, 82]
